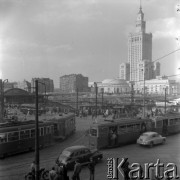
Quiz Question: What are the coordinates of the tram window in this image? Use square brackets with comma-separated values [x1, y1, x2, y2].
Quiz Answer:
[169, 119, 176, 125]
[20, 130, 30, 139]
[47, 127, 50, 134]
[90, 128, 97, 137]
[126, 125, 133, 132]
[31, 129, 35, 138]
[51, 126, 54, 134]
[40, 128, 44, 136]
[118, 125, 126, 134]
[133, 124, 140, 131]
[0, 133, 7, 143]
[8, 131, 19, 141]
[54, 124, 58, 132]
[156, 121, 162, 127]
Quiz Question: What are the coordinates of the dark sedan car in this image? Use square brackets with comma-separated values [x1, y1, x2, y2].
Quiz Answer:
[56, 145, 103, 170]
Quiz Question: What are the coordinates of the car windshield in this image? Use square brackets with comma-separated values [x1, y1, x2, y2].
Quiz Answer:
[61, 150, 72, 157]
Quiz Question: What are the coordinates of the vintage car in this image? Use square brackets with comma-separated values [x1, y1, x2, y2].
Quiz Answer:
[56, 145, 103, 170]
[137, 132, 166, 147]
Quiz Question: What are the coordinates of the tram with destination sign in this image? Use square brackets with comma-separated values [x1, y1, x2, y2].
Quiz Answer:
[89, 118, 148, 149]
[88, 113, 180, 149]
[0, 113, 76, 158]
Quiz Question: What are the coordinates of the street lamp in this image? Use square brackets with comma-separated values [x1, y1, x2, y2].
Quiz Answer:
[0, 79, 8, 123]
[94, 82, 98, 118]
[34, 80, 46, 180]
[101, 89, 104, 109]
[141, 68, 145, 118]
[76, 88, 79, 115]
[164, 86, 168, 114]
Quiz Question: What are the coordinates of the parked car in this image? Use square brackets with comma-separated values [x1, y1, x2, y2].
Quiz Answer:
[137, 132, 166, 147]
[56, 145, 103, 170]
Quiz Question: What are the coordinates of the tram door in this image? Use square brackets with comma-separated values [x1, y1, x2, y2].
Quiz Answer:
[108, 126, 118, 147]
[162, 119, 168, 135]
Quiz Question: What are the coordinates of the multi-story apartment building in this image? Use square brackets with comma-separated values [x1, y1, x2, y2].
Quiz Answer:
[119, 63, 130, 81]
[31, 78, 54, 93]
[128, 5, 153, 82]
[60, 74, 88, 93]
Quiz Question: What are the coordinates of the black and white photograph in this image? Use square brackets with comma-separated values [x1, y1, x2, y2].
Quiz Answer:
[0, 0, 180, 179]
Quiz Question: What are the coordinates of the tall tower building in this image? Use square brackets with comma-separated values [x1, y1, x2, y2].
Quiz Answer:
[128, 4, 152, 82]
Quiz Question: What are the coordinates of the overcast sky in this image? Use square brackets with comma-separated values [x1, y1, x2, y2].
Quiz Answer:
[0, 0, 180, 87]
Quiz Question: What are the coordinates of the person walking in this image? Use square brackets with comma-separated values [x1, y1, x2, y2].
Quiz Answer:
[49, 167, 57, 180]
[72, 160, 81, 180]
[88, 158, 95, 180]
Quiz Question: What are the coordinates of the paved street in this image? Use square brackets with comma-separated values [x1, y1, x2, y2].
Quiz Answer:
[0, 115, 180, 180]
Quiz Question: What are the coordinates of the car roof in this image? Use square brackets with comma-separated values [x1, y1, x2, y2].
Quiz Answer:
[63, 145, 88, 152]
[142, 132, 158, 136]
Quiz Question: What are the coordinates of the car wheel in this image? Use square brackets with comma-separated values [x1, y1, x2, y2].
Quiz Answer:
[150, 142, 153, 148]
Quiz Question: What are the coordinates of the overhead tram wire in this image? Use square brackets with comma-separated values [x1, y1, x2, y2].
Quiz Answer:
[131, 48, 180, 75]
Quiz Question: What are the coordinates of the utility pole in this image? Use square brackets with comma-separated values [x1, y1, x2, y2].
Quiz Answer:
[76, 88, 78, 115]
[130, 81, 134, 105]
[165, 87, 167, 114]
[101, 90, 104, 108]
[143, 69, 145, 118]
[0, 79, 3, 123]
[35, 80, 40, 180]
[94, 82, 98, 117]
[0, 79, 8, 123]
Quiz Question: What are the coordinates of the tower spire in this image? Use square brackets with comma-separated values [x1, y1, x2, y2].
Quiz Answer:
[140, 0, 142, 10]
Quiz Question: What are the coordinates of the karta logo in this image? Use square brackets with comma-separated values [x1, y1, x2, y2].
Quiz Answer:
[107, 158, 179, 179]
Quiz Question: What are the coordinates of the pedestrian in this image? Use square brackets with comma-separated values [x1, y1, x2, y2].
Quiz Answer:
[49, 167, 57, 180]
[30, 161, 36, 174]
[72, 160, 81, 180]
[62, 164, 69, 180]
[88, 158, 95, 180]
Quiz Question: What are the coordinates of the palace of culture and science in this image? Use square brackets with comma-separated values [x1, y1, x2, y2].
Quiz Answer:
[120, 4, 160, 82]
[119, 5, 178, 95]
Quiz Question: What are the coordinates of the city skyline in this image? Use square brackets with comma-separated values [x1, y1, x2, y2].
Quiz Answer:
[0, 0, 180, 88]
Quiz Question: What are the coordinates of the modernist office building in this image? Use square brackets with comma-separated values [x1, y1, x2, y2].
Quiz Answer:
[60, 74, 88, 93]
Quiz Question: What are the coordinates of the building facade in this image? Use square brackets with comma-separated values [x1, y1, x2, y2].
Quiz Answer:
[119, 63, 130, 81]
[128, 5, 153, 82]
[60, 74, 88, 93]
[97, 79, 130, 94]
[31, 78, 54, 93]
[135, 76, 180, 95]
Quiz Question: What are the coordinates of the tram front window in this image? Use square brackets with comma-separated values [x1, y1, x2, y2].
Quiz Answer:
[90, 128, 97, 137]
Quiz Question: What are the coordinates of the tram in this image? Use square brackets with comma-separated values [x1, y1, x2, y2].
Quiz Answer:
[0, 113, 76, 158]
[88, 113, 180, 149]
[0, 120, 53, 158]
[89, 118, 148, 149]
[148, 113, 180, 135]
